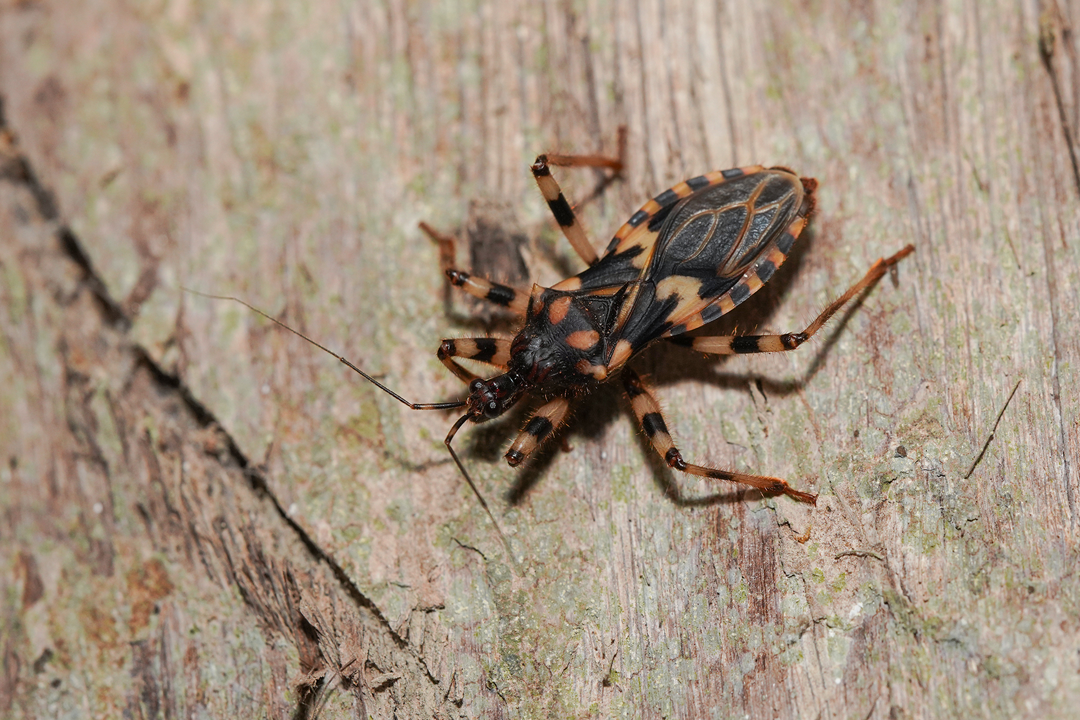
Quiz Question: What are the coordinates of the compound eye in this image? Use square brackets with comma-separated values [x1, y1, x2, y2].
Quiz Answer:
[485, 400, 500, 417]
[470, 379, 485, 392]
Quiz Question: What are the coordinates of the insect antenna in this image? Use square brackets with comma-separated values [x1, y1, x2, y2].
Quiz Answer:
[445, 413, 516, 563]
[185, 289, 516, 563]
[182, 289, 466, 411]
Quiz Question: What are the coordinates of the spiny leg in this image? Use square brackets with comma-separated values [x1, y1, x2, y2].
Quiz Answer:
[418, 222, 531, 315]
[670, 245, 915, 356]
[622, 368, 817, 504]
[504, 397, 572, 467]
[437, 337, 512, 384]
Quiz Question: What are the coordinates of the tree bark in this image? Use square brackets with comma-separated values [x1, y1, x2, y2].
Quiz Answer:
[2, 1, 1079, 718]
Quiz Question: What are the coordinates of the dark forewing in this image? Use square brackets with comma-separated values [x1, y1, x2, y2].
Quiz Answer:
[603, 168, 809, 357]
[554, 167, 766, 294]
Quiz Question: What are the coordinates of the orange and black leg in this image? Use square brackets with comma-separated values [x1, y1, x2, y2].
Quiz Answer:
[418, 222, 532, 315]
[622, 368, 817, 503]
[504, 397, 572, 467]
[530, 129, 626, 267]
[670, 245, 915, 355]
[437, 337, 512, 384]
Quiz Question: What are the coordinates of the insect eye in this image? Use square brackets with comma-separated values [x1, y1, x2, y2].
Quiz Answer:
[483, 399, 502, 418]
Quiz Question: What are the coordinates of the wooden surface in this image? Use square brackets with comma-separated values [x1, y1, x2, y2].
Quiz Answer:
[2, 1, 1079, 717]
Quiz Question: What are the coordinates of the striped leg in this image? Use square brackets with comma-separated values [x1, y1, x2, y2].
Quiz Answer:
[504, 397, 571, 467]
[444, 270, 529, 315]
[531, 156, 600, 266]
[670, 244, 916, 355]
[437, 337, 512, 384]
[530, 130, 625, 268]
[622, 369, 817, 504]
[419, 222, 531, 315]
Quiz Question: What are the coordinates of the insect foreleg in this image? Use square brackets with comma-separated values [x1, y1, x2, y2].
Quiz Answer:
[437, 337, 512, 384]
[622, 368, 817, 504]
[504, 397, 572, 467]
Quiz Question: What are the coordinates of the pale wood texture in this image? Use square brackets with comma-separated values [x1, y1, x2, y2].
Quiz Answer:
[2, 1, 1079, 718]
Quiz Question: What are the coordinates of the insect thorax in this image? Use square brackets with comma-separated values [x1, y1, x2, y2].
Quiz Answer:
[507, 285, 621, 393]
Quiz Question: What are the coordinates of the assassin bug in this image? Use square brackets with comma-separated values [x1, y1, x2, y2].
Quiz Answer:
[199, 149, 913, 523]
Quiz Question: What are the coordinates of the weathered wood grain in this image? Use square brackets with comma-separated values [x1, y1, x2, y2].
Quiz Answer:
[2, 1, 1079, 718]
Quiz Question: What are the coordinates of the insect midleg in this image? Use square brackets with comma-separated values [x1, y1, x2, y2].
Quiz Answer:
[504, 397, 572, 467]
[418, 222, 531, 314]
[622, 368, 817, 504]
[437, 337, 512, 384]
[669, 244, 915, 356]
[418, 220, 458, 275]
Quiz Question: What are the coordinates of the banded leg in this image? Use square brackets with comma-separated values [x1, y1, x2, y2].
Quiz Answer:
[505, 397, 572, 467]
[622, 368, 816, 503]
[437, 337, 512, 384]
[670, 244, 916, 356]
[531, 156, 601, 266]
[419, 222, 531, 315]
[531, 130, 625, 267]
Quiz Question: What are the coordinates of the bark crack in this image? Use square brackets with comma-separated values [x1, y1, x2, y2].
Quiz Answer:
[0, 94, 450, 713]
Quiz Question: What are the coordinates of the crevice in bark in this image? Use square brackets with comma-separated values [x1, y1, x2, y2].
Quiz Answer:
[0, 93, 450, 717]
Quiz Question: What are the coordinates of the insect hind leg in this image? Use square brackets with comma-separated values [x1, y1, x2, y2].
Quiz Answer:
[622, 368, 816, 504]
[531, 128, 626, 267]
[669, 245, 915, 356]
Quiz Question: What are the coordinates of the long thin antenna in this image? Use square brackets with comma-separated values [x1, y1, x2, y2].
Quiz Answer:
[182, 288, 466, 411]
[185, 288, 516, 562]
[445, 414, 516, 564]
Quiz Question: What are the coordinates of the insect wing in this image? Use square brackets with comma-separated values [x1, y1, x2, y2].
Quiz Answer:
[555, 166, 766, 294]
[608, 169, 809, 354]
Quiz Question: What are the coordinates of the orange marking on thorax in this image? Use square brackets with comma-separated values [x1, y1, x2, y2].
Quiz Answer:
[566, 330, 600, 350]
[548, 296, 573, 324]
